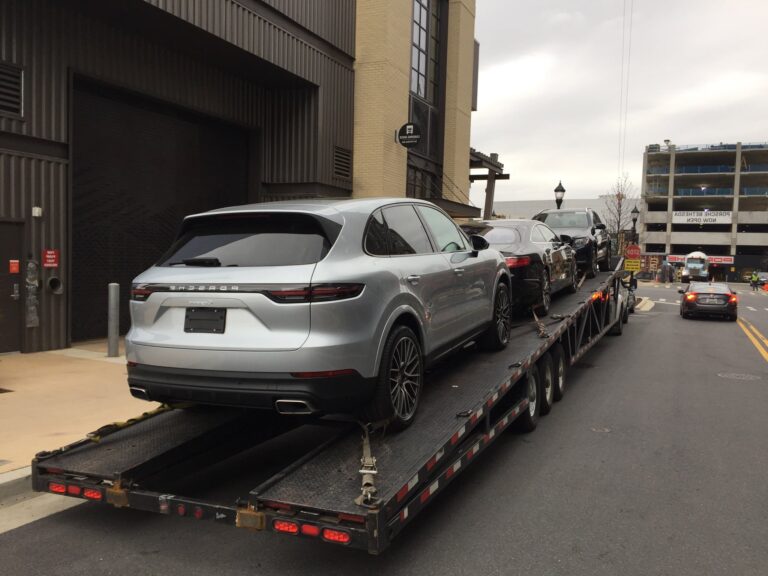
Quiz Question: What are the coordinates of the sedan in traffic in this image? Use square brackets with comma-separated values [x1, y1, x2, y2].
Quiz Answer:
[679, 282, 738, 321]
[461, 219, 578, 315]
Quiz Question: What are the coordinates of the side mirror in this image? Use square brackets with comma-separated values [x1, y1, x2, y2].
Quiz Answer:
[677, 288, 685, 294]
[470, 235, 489, 251]
[631, 278, 638, 290]
[559, 234, 573, 244]
[595, 223, 607, 230]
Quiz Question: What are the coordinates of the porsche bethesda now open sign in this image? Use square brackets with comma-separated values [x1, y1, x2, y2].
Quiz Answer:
[672, 211, 732, 224]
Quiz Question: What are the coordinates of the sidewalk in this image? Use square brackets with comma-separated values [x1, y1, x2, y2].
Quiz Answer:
[0, 339, 159, 475]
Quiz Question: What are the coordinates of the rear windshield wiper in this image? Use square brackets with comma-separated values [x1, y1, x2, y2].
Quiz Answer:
[168, 258, 223, 267]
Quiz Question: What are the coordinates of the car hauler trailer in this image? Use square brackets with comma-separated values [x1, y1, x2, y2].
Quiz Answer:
[32, 264, 628, 554]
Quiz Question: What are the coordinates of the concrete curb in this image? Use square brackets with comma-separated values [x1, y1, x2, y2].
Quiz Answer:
[0, 466, 33, 506]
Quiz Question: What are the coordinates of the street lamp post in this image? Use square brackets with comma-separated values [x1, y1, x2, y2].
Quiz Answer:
[554, 181, 565, 209]
[631, 205, 640, 244]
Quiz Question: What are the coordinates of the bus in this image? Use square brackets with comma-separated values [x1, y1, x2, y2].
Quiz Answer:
[682, 251, 709, 283]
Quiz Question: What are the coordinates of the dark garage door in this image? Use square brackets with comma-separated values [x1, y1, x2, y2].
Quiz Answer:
[72, 82, 249, 341]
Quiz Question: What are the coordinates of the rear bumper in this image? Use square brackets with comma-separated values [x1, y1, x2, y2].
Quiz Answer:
[127, 364, 376, 413]
[682, 302, 736, 317]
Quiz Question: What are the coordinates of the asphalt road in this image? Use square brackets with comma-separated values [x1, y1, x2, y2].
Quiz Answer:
[1, 285, 767, 575]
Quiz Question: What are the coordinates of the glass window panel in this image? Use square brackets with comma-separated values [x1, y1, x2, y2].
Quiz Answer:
[417, 206, 466, 253]
[364, 210, 389, 256]
[383, 205, 433, 255]
[419, 52, 426, 74]
[412, 46, 419, 68]
[413, 22, 420, 45]
[420, 28, 427, 49]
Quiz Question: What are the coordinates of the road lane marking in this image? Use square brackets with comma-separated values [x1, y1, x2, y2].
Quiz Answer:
[653, 301, 677, 305]
[737, 319, 768, 364]
[636, 298, 655, 312]
[744, 319, 768, 349]
[674, 300, 680, 304]
[747, 306, 757, 311]
[659, 298, 666, 302]
[0, 493, 82, 535]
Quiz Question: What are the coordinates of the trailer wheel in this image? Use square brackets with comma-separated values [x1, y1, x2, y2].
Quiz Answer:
[514, 368, 540, 433]
[537, 353, 554, 416]
[362, 325, 423, 432]
[550, 342, 567, 402]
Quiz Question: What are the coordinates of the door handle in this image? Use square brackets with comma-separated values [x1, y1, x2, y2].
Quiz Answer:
[11, 283, 20, 301]
[406, 275, 421, 285]
[453, 268, 465, 275]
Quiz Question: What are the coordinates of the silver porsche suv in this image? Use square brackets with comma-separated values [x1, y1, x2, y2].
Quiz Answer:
[126, 198, 512, 429]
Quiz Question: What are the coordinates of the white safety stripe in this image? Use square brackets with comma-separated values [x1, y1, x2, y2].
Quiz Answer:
[407, 474, 419, 491]
[451, 460, 462, 475]
[434, 447, 444, 465]
[428, 480, 439, 496]
[401, 507, 409, 520]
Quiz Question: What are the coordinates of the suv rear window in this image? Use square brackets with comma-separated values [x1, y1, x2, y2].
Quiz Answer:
[158, 213, 339, 267]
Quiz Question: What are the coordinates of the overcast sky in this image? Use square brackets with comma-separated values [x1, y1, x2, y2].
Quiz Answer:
[469, 0, 768, 204]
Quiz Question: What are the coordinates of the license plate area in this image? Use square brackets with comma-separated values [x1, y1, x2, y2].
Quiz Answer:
[700, 298, 719, 305]
[184, 308, 227, 334]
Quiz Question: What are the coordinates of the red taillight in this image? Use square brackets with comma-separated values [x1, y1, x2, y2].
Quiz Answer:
[291, 369, 358, 379]
[273, 519, 299, 534]
[49, 482, 66, 494]
[193, 506, 204, 520]
[67, 485, 82, 496]
[728, 295, 738, 304]
[176, 504, 186, 516]
[322, 528, 351, 544]
[301, 524, 321, 537]
[83, 488, 102, 501]
[130, 286, 155, 301]
[265, 284, 364, 303]
[685, 293, 697, 301]
[591, 292, 602, 301]
[505, 256, 531, 269]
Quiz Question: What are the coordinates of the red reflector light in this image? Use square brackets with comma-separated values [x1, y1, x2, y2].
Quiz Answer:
[591, 292, 602, 301]
[505, 256, 531, 268]
[338, 512, 366, 524]
[176, 503, 186, 516]
[48, 482, 66, 494]
[685, 293, 697, 301]
[193, 506, 204, 520]
[273, 519, 299, 534]
[67, 485, 82, 496]
[322, 528, 351, 544]
[291, 369, 358, 379]
[301, 524, 321, 537]
[83, 488, 102, 501]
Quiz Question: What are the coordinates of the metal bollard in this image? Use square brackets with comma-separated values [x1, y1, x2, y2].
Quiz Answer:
[107, 283, 120, 357]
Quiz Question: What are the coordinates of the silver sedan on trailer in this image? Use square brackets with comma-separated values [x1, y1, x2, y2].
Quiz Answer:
[126, 198, 512, 430]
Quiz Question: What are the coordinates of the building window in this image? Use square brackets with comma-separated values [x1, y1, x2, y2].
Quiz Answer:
[407, 165, 439, 199]
[645, 244, 666, 253]
[645, 223, 666, 232]
[411, 0, 440, 103]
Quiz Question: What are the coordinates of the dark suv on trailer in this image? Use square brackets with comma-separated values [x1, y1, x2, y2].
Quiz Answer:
[532, 208, 611, 278]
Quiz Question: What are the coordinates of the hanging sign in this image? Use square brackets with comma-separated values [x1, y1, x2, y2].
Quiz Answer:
[9, 259, 20, 274]
[397, 123, 422, 148]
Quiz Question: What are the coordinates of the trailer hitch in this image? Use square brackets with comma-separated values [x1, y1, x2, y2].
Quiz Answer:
[355, 424, 382, 508]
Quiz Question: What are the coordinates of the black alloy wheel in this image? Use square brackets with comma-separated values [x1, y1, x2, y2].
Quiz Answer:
[586, 245, 599, 279]
[482, 283, 512, 350]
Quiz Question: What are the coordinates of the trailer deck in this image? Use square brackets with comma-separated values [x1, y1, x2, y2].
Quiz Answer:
[33, 265, 628, 554]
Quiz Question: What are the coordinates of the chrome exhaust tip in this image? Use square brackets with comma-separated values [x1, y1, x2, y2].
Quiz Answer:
[129, 386, 150, 401]
[274, 399, 315, 415]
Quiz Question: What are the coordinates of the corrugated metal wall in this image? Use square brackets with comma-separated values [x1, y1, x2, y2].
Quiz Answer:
[0, 0, 355, 350]
[261, 0, 356, 57]
[0, 151, 68, 351]
[144, 0, 354, 184]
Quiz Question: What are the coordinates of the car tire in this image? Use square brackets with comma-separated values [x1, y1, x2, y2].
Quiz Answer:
[586, 246, 598, 279]
[729, 314, 738, 322]
[599, 246, 612, 271]
[550, 342, 567, 402]
[608, 306, 624, 335]
[362, 325, 423, 431]
[537, 353, 554, 416]
[622, 303, 629, 324]
[481, 283, 512, 350]
[514, 367, 540, 433]
[565, 260, 579, 294]
[536, 269, 551, 316]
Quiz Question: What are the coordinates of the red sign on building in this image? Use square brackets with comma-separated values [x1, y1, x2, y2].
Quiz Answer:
[9, 259, 20, 274]
[42, 249, 60, 268]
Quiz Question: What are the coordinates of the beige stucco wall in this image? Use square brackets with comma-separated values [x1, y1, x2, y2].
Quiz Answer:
[441, 0, 476, 204]
[352, 0, 412, 198]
